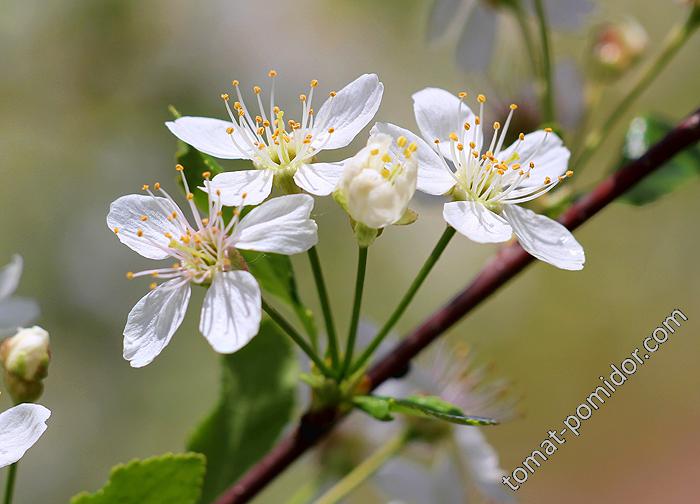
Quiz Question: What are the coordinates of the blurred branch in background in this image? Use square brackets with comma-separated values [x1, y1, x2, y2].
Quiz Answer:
[213, 105, 700, 504]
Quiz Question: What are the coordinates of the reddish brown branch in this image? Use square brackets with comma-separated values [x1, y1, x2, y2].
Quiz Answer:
[215, 107, 700, 504]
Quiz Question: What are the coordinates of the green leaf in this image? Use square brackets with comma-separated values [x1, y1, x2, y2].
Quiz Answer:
[353, 394, 497, 426]
[352, 395, 394, 421]
[616, 115, 700, 205]
[70, 453, 206, 504]
[187, 317, 298, 503]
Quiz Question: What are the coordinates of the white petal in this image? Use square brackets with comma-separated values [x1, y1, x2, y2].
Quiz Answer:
[427, 0, 462, 41]
[0, 297, 40, 334]
[443, 201, 512, 243]
[232, 194, 318, 255]
[497, 130, 570, 188]
[107, 195, 183, 260]
[432, 452, 466, 503]
[293, 162, 344, 196]
[502, 204, 585, 270]
[199, 271, 261, 353]
[456, 428, 515, 503]
[165, 117, 252, 160]
[371, 122, 455, 196]
[412, 87, 480, 158]
[123, 279, 191, 367]
[312, 74, 384, 150]
[375, 458, 435, 504]
[0, 255, 22, 302]
[456, 2, 497, 72]
[208, 169, 273, 206]
[0, 404, 50, 468]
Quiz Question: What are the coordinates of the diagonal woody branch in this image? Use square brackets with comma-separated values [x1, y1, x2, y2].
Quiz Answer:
[215, 106, 700, 504]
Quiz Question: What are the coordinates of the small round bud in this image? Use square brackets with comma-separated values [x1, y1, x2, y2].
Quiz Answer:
[1, 326, 51, 403]
[589, 18, 649, 81]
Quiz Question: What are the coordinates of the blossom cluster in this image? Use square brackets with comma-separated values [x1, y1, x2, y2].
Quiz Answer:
[108, 71, 584, 367]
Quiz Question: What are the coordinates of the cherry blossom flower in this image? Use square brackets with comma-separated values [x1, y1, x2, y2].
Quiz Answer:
[107, 168, 318, 367]
[166, 72, 383, 205]
[375, 88, 585, 270]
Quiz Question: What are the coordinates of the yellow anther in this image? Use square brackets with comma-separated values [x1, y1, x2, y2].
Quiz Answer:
[142, 184, 149, 191]
[566, 170, 574, 177]
[224, 127, 233, 136]
[175, 164, 184, 172]
[464, 122, 471, 130]
[220, 93, 230, 101]
[457, 143, 464, 151]
[257, 127, 265, 135]
[382, 167, 391, 178]
[434, 139, 440, 144]
[558, 175, 565, 181]
[202, 171, 211, 179]
[154, 182, 161, 190]
[171, 211, 178, 219]
[186, 193, 194, 200]
[273, 106, 280, 114]
[407, 143, 417, 153]
[477, 94, 486, 103]
[510, 103, 518, 110]
[449, 132, 459, 141]
[255, 116, 262, 124]
[397, 136, 407, 148]
[164, 232, 173, 239]
[310, 79, 319, 87]
[136, 229, 144, 237]
[268, 69, 278, 77]
[242, 192, 248, 199]
[299, 94, 307, 102]
[181, 235, 191, 244]
[327, 127, 335, 134]
[475, 117, 481, 125]
[140, 215, 148, 222]
[216, 189, 221, 196]
[519, 133, 525, 141]
[262, 120, 270, 128]
[493, 121, 501, 130]
[519, 170, 525, 175]
[113, 227, 119, 234]
[544, 127, 553, 133]
[458, 91, 467, 98]
[233, 101, 242, 110]
[370, 148, 379, 155]
[381, 153, 392, 163]
[149, 282, 157, 290]
[469, 141, 476, 149]
[231, 80, 239, 87]
[201, 218, 209, 226]
[126, 272, 134, 280]
[529, 161, 535, 168]
[151, 272, 159, 278]
[544, 176, 552, 184]
[512, 163, 521, 170]
[308, 108, 314, 115]
[329, 91, 337, 97]
[237, 109, 245, 117]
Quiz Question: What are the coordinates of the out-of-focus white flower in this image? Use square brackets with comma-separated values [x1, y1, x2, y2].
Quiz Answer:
[166, 72, 383, 204]
[336, 133, 418, 230]
[0, 256, 39, 336]
[590, 18, 649, 80]
[377, 88, 585, 270]
[0, 403, 50, 468]
[107, 168, 318, 367]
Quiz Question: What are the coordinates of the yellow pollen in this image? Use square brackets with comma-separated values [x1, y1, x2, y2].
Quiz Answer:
[253, 86, 262, 94]
[493, 121, 501, 130]
[544, 127, 553, 133]
[151, 272, 159, 278]
[126, 272, 134, 280]
[113, 227, 119, 234]
[202, 171, 211, 179]
[149, 282, 157, 290]
[175, 164, 184, 172]
[273, 106, 280, 114]
[140, 215, 148, 222]
[510, 103, 518, 110]
[257, 127, 265, 135]
[186, 193, 194, 200]
[370, 148, 379, 155]
[544, 176, 552, 184]
[407, 143, 417, 153]
[262, 120, 270, 127]
[299, 94, 306, 102]
[242, 192, 248, 199]
[328, 127, 335, 134]
[458, 91, 467, 98]
[457, 143, 464, 151]
[449, 132, 459, 141]
[201, 218, 209, 226]
[171, 212, 177, 219]
[232, 80, 239, 87]
[519, 133, 525, 141]
[164, 232, 173, 238]
[512, 163, 521, 170]
[329, 91, 337, 97]
[154, 182, 161, 190]
[529, 161, 535, 168]
[475, 117, 481, 125]
[255, 116, 262, 124]
[142, 184, 149, 191]
[469, 141, 476, 149]
[382, 167, 391, 178]
[181, 235, 190, 244]
[477, 94, 486, 103]
[464, 122, 471, 130]
[136, 229, 144, 237]
[310, 79, 319, 87]
[397, 136, 407, 148]
[216, 189, 221, 196]
[233, 101, 242, 110]
[434, 139, 440, 144]
[566, 170, 574, 177]
[381, 153, 392, 163]
[268, 69, 278, 77]
[220, 93, 230, 101]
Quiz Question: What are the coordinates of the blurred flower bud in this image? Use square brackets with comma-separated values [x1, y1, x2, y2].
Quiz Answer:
[589, 18, 649, 80]
[1, 326, 50, 403]
[336, 133, 417, 244]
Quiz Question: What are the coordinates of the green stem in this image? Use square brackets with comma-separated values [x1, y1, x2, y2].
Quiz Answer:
[511, 3, 540, 76]
[350, 226, 456, 374]
[262, 299, 333, 378]
[533, 0, 555, 123]
[339, 246, 368, 379]
[3, 463, 18, 504]
[314, 432, 409, 504]
[574, 5, 699, 169]
[307, 247, 340, 368]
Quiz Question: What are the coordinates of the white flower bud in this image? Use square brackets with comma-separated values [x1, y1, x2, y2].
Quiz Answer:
[337, 133, 418, 230]
[1, 326, 50, 384]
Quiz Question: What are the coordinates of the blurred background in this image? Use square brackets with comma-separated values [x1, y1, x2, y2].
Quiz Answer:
[1, 0, 698, 502]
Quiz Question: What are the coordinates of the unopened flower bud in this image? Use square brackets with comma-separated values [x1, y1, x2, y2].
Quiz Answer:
[1, 326, 50, 403]
[589, 18, 649, 80]
[336, 133, 417, 240]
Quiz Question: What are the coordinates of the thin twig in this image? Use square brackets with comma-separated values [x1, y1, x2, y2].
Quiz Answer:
[214, 107, 700, 504]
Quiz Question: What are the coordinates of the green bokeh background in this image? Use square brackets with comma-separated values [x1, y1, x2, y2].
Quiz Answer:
[1, 0, 698, 502]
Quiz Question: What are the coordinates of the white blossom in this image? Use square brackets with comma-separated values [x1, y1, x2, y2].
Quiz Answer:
[0, 256, 39, 336]
[107, 169, 318, 367]
[335, 133, 418, 229]
[0, 403, 50, 468]
[376, 88, 585, 270]
[166, 72, 383, 204]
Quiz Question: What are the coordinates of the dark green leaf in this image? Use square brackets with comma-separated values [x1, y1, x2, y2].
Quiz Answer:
[70, 453, 206, 504]
[616, 115, 700, 205]
[187, 318, 298, 503]
[352, 395, 394, 421]
[353, 394, 497, 426]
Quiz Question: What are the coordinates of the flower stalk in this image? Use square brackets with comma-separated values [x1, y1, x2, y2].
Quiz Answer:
[339, 247, 368, 379]
[307, 246, 339, 367]
[3, 462, 18, 504]
[533, 0, 555, 124]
